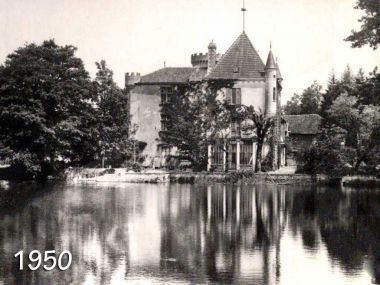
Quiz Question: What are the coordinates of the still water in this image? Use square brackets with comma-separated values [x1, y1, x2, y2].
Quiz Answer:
[0, 183, 379, 285]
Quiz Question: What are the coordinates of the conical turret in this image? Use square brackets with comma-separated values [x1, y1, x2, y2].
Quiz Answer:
[265, 44, 277, 116]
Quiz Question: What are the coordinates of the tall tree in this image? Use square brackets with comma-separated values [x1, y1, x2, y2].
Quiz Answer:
[345, 0, 380, 49]
[321, 70, 341, 117]
[283, 93, 302, 115]
[327, 93, 380, 169]
[160, 80, 233, 171]
[284, 82, 322, 115]
[300, 81, 323, 114]
[94, 60, 132, 168]
[240, 106, 274, 172]
[0, 40, 96, 179]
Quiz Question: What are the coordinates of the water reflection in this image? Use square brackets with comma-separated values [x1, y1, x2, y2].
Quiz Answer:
[0, 183, 379, 284]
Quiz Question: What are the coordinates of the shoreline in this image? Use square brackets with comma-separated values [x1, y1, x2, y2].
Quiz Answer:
[63, 168, 380, 187]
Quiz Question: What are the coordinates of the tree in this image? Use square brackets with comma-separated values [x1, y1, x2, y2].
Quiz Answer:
[327, 93, 380, 169]
[300, 81, 323, 114]
[321, 70, 341, 117]
[0, 40, 97, 179]
[283, 93, 302, 115]
[345, 0, 380, 49]
[284, 82, 322, 115]
[321, 66, 358, 117]
[94, 60, 132, 168]
[355, 67, 380, 106]
[240, 106, 274, 172]
[160, 80, 233, 171]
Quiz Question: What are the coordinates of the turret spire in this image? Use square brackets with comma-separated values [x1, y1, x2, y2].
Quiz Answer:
[241, 0, 247, 32]
[265, 48, 276, 70]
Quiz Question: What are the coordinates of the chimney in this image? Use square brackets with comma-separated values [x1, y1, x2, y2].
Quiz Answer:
[207, 40, 217, 75]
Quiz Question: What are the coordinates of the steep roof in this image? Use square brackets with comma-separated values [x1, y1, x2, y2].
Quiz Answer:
[139, 67, 194, 84]
[276, 62, 283, 79]
[206, 32, 265, 80]
[283, 114, 322, 135]
[265, 50, 276, 70]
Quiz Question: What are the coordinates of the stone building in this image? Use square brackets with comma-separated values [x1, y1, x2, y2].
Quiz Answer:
[126, 30, 287, 170]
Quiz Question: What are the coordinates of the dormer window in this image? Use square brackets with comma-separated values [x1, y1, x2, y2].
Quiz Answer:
[233, 66, 239, 73]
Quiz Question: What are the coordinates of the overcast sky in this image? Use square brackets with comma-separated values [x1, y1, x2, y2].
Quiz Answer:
[0, 0, 379, 103]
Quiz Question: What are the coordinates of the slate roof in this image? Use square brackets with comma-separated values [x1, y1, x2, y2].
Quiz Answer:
[265, 50, 276, 70]
[139, 67, 195, 84]
[282, 114, 322, 135]
[207, 32, 265, 80]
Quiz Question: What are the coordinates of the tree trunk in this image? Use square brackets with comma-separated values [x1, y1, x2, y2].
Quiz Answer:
[101, 155, 105, 168]
[256, 141, 263, 172]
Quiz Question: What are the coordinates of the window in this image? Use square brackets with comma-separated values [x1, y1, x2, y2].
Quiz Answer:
[161, 114, 169, 131]
[161, 87, 173, 104]
[158, 145, 171, 156]
[230, 120, 241, 137]
[240, 142, 253, 165]
[273, 87, 276, 102]
[226, 88, 241, 105]
[161, 121, 168, 131]
[211, 145, 224, 165]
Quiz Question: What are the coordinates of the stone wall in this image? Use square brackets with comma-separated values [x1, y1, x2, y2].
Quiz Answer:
[130, 85, 161, 164]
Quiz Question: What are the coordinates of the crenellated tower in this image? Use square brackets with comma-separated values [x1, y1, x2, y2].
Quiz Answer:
[125, 72, 141, 88]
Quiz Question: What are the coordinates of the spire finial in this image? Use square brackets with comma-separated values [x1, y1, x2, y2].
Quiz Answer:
[270, 41, 272, 50]
[241, 0, 247, 32]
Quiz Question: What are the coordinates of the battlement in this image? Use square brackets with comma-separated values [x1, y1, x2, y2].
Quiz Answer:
[125, 72, 141, 87]
[191, 53, 223, 68]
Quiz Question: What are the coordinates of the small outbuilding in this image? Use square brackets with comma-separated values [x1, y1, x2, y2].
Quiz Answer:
[282, 114, 322, 166]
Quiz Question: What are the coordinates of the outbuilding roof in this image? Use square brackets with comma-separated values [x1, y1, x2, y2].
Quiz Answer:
[283, 114, 322, 135]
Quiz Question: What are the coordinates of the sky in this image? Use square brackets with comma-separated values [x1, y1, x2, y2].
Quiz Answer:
[0, 0, 379, 103]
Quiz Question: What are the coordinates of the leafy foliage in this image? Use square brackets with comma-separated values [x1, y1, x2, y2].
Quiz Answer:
[345, 0, 380, 49]
[160, 80, 234, 171]
[284, 81, 322, 115]
[239, 106, 274, 172]
[297, 67, 380, 175]
[327, 93, 380, 169]
[93, 60, 134, 167]
[0, 40, 97, 179]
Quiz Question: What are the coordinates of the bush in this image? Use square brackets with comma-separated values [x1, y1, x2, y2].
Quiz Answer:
[121, 161, 142, 172]
[296, 139, 356, 177]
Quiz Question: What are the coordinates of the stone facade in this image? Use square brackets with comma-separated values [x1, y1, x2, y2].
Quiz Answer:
[126, 32, 287, 170]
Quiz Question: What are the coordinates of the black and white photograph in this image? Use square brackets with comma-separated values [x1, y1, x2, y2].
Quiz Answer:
[0, 0, 379, 284]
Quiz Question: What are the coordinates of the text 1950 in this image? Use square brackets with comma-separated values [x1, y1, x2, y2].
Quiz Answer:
[14, 250, 72, 271]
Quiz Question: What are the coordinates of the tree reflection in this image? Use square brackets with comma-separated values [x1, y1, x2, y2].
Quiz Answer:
[0, 183, 379, 284]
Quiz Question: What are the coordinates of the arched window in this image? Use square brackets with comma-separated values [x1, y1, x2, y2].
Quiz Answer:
[273, 87, 276, 102]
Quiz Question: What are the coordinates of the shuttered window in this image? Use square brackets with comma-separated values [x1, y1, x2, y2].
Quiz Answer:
[226, 88, 241, 105]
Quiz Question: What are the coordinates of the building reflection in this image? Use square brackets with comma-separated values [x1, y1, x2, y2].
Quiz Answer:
[0, 183, 378, 284]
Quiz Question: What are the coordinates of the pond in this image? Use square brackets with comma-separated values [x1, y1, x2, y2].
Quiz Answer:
[0, 183, 379, 284]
